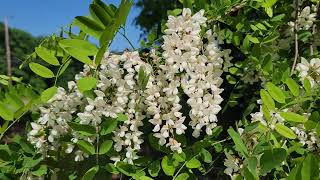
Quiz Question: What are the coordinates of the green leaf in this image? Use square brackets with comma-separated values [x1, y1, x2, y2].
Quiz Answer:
[285, 78, 300, 96]
[90, 4, 112, 27]
[287, 162, 302, 180]
[74, 16, 104, 38]
[301, 154, 319, 180]
[183, 0, 193, 10]
[227, 128, 249, 158]
[167, 9, 182, 16]
[275, 123, 296, 139]
[0, 103, 15, 121]
[260, 148, 286, 174]
[93, 0, 115, 17]
[64, 47, 93, 65]
[77, 77, 97, 93]
[140, 176, 153, 180]
[5, 92, 24, 110]
[266, 82, 285, 103]
[117, 113, 128, 121]
[58, 59, 72, 76]
[115, 0, 133, 27]
[106, 163, 119, 174]
[148, 160, 160, 177]
[99, 24, 117, 47]
[262, 54, 273, 74]
[116, 161, 139, 176]
[226, 75, 237, 84]
[82, 166, 99, 180]
[264, 0, 278, 8]
[173, 152, 186, 162]
[265, 7, 273, 17]
[201, 148, 212, 163]
[138, 67, 150, 91]
[95, 44, 107, 66]
[244, 167, 255, 180]
[246, 157, 258, 179]
[260, 89, 275, 110]
[99, 140, 113, 154]
[262, 34, 279, 44]
[161, 156, 175, 176]
[32, 165, 47, 177]
[246, 35, 260, 43]
[280, 112, 308, 123]
[186, 158, 201, 169]
[59, 39, 98, 56]
[175, 173, 189, 180]
[29, 62, 55, 78]
[271, 14, 285, 22]
[303, 79, 311, 93]
[41, 86, 57, 103]
[77, 140, 95, 155]
[23, 156, 43, 168]
[35, 47, 60, 66]
[68, 122, 96, 136]
[100, 118, 118, 135]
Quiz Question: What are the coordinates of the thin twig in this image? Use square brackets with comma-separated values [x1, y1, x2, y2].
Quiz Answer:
[173, 161, 188, 180]
[310, 3, 319, 56]
[310, 24, 316, 55]
[0, 112, 27, 140]
[96, 127, 100, 165]
[291, 0, 300, 75]
[119, 31, 136, 50]
[4, 17, 12, 86]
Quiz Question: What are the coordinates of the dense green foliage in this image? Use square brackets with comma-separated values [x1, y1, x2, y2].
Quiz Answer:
[1, 0, 320, 179]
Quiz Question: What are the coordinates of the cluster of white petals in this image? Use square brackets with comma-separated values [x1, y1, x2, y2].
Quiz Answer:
[145, 8, 230, 152]
[28, 84, 84, 155]
[296, 57, 320, 87]
[28, 51, 152, 162]
[28, 8, 229, 161]
[291, 125, 319, 151]
[288, 5, 317, 31]
[223, 153, 243, 179]
[250, 99, 318, 150]
[250, 106, 285, 130]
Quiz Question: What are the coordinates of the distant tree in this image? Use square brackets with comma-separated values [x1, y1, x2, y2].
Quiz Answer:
[0, 22, 47, 88]
[134, 0, 181, 34]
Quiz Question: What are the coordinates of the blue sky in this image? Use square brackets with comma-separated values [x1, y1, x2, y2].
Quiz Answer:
[0, 0, 142, 51]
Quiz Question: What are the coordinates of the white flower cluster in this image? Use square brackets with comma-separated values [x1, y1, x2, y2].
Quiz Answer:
[28, 84, 83, 153]
[223, 153, 243, 179]
[28, 51, 152, 162]
[250, 105, 285, 130]
[289, 5, 317, 31]
[291, 125, 319, 151]
[250, 99, 319, 151]
[28, 8, 229, 161]
[145, 8, 230, 152]
[296, 57, 320, 87]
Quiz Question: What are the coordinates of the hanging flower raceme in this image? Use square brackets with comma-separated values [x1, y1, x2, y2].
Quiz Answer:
[28, 8, 229, 162]
[146, 8, 230, 152]
[296, 57, 320, 87]
[28, 83, 84, 154]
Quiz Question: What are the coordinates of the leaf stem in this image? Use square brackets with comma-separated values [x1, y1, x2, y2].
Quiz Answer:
[54, 58, 70, 86]
[291, 0, 300, 75]
[119, 31, 135, 50]
[0, 112, 26, 140]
